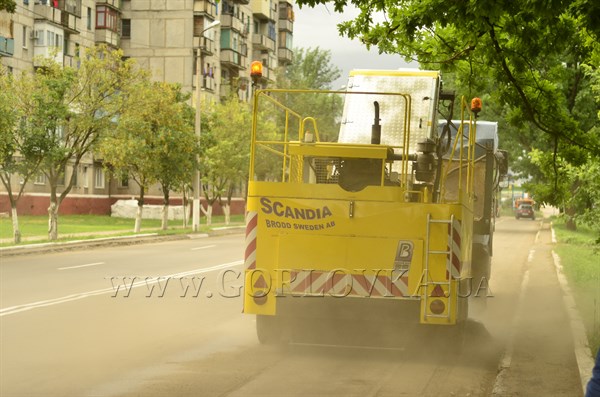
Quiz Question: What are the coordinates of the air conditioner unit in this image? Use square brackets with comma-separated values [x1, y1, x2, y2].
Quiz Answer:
[30, 30, 40, 40]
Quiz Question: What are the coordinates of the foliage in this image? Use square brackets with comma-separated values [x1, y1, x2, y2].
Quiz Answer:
[150, 84, 197, 201]
[276, 47, 344, 142]
[21, 45, 147, 240]
[293, 0, 600, 150]
[201, 97, 252, 218]
[280, 47, 342, 90]
[99, 80, 197, 231]
[0, 0, 15, 12]
[0, 67, 32, 191]
[553, 219, 600, 354]
[293, 0, 600, 230]
[0, 66, 29, 243]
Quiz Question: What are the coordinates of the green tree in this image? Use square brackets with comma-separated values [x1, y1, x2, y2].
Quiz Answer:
[276, 47, 343, 142]
[295, 0, 600, 229]
[151, 83, 197, 230]
[0, 0, 15, 12]
[203, 97, 252, 225]
[99, 79, 163, 233]
[282, 47, 341, 90]
[0, 68, 45, 243]
[28, 46, 145, 240]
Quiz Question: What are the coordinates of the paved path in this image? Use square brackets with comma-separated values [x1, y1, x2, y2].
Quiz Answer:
[492, 220, 586, 396]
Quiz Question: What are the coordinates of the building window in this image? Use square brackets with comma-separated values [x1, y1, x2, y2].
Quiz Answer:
[121, 19, 131, 38]
[57, 166, 66, 186]
[23, 0, 29, 5]
[45, 31, 63, 50]
[87, 7, 92, 30]
[22, 26, 27, 49]
[119, 172, 129, 188]
[96, 6, 119, 32]
[83, 166, 88, 188]
[34, 173, 46, 185]
[94, 166, 104, 188]
[35, 30, 44, 46]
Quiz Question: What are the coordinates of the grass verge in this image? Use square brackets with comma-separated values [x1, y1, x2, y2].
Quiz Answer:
[553, 219, 600, 356]
[0, 214, 244, 246]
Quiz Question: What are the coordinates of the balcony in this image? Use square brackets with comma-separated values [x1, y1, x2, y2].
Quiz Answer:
[278, 19, 293, 33]
[252, 34, 275, 52]
[220, 13, 245, 34]
[220, 83, 232, 98]
[252, 0, 274, 21]
[220, 49, 244, 70]
[278, 47, 292, 64]
[95, 0, 120, 10]
[58, 0, 82, 17]
[60, 11, 78, 34]
[0, 36, 14, 56]
[194, 0, 217, 18]
[194, 36, 215, 56]
[95, 28, 120, 48]
[33, 3, 80, 33]
[34, 4, 63, 25]
[193, 74, 216, 92]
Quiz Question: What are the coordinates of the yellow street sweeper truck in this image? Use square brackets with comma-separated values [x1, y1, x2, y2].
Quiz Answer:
[243, 69, 508, 343]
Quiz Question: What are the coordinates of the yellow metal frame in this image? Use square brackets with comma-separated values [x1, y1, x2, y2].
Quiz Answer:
[245, 88, 477, 327]
[250, 88, 412, 187]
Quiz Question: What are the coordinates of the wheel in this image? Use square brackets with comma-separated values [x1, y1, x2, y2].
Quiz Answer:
[470, 244, 491, 316]
[256, 315, 285, 344]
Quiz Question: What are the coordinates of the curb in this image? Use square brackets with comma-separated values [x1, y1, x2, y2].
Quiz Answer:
[0, 226, 245, 257]
[550, 223, 595, 394]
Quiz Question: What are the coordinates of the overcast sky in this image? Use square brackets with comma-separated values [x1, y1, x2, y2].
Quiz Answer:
[292, 4, 418, 88]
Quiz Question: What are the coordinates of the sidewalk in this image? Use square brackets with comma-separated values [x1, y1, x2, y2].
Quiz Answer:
[492, 221, 591, 396]
[0, 225, 245, 257]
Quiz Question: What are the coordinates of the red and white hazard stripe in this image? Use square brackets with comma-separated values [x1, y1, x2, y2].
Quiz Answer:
[288, 270, 409, 298]
[245, 211, 258, 270]
[446, 218, 462, 279]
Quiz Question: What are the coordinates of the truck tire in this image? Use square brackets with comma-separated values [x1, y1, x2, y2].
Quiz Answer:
[256, 315, 284, 345]
[470, 243, 491, 315]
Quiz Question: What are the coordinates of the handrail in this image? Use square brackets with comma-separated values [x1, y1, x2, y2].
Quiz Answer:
[439, 96, 477, 205]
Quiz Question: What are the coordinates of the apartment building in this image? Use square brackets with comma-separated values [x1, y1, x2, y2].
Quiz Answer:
[0, 0, 294, 216]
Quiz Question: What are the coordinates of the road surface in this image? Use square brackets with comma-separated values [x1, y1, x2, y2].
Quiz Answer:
[0, 218, 582, 396]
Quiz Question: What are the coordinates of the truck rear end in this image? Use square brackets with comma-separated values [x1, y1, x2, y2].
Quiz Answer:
[243, 70, 481, 343]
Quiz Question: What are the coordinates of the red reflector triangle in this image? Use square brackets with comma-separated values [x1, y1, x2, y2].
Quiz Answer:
[253, 274, 268, 289]
[431, 284, 445, 297]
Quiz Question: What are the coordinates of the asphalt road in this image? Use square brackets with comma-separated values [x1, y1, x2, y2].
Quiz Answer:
[0, 218, 582, 396]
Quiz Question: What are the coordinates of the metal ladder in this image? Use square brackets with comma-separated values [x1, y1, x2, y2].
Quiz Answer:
[422, 213, 455, 320]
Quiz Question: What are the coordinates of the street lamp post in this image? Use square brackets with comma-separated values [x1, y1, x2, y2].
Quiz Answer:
[193, 20, 220, 232]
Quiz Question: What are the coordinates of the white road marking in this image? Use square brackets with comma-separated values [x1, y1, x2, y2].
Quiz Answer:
[0, 260, 243, 317]
[191, 245, 216, 251]
[58, 262, 104, 271]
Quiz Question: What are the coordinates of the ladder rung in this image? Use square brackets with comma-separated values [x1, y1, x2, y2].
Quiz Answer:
[429, 219, 452, 224]
[428, 250, 450, 255]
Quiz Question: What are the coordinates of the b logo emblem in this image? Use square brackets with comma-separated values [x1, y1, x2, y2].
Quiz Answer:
[394, 241, 414, 271]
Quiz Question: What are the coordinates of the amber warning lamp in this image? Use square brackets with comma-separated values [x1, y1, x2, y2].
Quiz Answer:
[471, 97, 482, 114]
[250, 61, 263, 84]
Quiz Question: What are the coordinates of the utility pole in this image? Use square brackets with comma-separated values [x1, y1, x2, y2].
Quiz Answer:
[193, 20, 220, 232]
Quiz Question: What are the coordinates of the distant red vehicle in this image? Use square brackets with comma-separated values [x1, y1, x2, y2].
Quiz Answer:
[514, 197, 535, 209]
[516, 203, 535, 220]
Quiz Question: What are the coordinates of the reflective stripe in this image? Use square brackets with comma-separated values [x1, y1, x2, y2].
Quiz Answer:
[447, 219, 462, 279]
[244, 211, 258, 270]
[289, 270, 409, 297]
